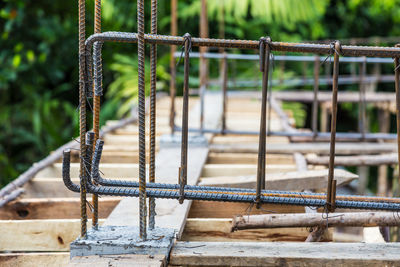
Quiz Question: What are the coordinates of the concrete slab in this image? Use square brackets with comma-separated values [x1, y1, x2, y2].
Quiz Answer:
[70, 226, 175, 258]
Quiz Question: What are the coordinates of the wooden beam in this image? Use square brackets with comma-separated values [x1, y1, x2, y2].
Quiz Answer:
[306, 153, 398, 166]
[188, 201, 305, 218]
[181, 218, 331, 242]
[0, 219, 104, 252]
[206, 152, 294, 165]
[169, 241, 400, 266]
[200, 164, 297, 177]
[273, 91, 395, 103]
[23, 178, 137, 198]
[210, 142, 397, 155]
[0, 253, 69, 267]
[69, 254, 166, 267]
[198, 169, 357, 191]
[0, 197, 119, 220]
[231, 212, 400, 230]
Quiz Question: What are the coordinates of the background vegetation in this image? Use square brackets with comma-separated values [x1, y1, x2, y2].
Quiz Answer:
[1, 0, 400, 188]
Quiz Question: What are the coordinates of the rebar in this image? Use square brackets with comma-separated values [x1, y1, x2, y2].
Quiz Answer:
[256, 37, 271, 207]
[326, 41, 341, 212]
[149, 0, 157, 231]
[91, 0, 102, 230]
[72, 24, 400, 234]
[78, 0, 87, 239]
[395, 44, 400, 185]
[137, 0, 147, 240]
[312, 55, 320, 138]
[221, 53, 228, 134]
[62, 150, 400, 211]
[359, 57, 367, 140]
[169, 0, 178, 135]
[179, 34, 191, 204]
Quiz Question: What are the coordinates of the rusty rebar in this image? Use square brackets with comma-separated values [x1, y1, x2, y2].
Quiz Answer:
[221, 53, 228, 134]
[91, 0, 102, 230]
[326, 41, 341, 212]
[78, 0, 87, 239]
[358, 57, 367, 140]
[137, 0, 147, 240]
[148, 0, 157, 230]
[312, 55, 320, 138]
[179, 34, 191, 204]
[395, 44, 400, 186]
[169, 0, 177, 134]
[256, 37, 271, 207]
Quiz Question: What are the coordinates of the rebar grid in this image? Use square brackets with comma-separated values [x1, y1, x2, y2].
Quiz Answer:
[73, 10, 400, 239]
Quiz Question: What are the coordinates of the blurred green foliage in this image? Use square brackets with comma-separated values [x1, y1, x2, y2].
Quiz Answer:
[1, 0, 400, 187]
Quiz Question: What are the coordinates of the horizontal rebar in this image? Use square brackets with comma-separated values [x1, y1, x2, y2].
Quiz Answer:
[85, 31, 400, 58]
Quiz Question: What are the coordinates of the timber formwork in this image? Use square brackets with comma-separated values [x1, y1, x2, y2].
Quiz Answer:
[1, 95, 399, 267]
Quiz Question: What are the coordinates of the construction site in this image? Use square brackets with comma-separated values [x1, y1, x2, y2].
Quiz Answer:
[2, 0, 400, 266]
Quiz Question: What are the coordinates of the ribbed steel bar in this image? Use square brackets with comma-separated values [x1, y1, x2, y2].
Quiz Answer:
[395, 44, 400, 186]
[62, 150, 400, 211]
[256, 37, 271, 206]
[91, 0, 102, 230]
[221, 53, 228, 134]
[78, 0, 87, 239]
[179, 34, 191, 204]
[312, 55, 320, 138]
[169, 0, 178, 135]
[137, 0, 147, 240]
[148, 0, 157, 230]
[326, 41, 341, 212]
[359, 57, 367, 141]
[84, 31, 400, 58]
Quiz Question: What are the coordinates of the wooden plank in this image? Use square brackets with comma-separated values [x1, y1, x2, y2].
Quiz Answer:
[199, 169, 357, 190]
[23, 178, 138, 198]
[210, 142, 397, 155]
[181, 218, 331, 242]
[200, 164, 297, 177]
[206, 153, 294, 165]
[0, 219, 104, 252]
[0, 198, 120, 220]
[69, 254, 166, 267]
[169, 241, 400, 266]
[188, 201, 305, 218]
[0, 253, 69, 267]
[35, 163, 141, 178]
[274, 91, 395, 103]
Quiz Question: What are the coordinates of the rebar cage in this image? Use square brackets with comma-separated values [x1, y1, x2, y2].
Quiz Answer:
[63, 0, 400, 240]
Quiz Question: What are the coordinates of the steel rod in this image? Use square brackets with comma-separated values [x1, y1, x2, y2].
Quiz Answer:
[327, 41, 341, 212]
[256, 37, 271, 206]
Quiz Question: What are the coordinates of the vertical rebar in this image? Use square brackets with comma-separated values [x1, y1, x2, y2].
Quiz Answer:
[256, 37, 271, 207]
[169, 0, 177, 134]
[394, 44, 400, 186]
[199, 0, 208, 134]
[358, 56, 367, 141]
[221, 53, 228, 134]
[137, 0, 147, 240]
[179, 34, 191, 204]
[149, 0, 157, 230]
[92, 0, 102, 230]
[78, 0, 87, 239]
[312, 55, 320, 139]
[326, 41, 341, 212]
